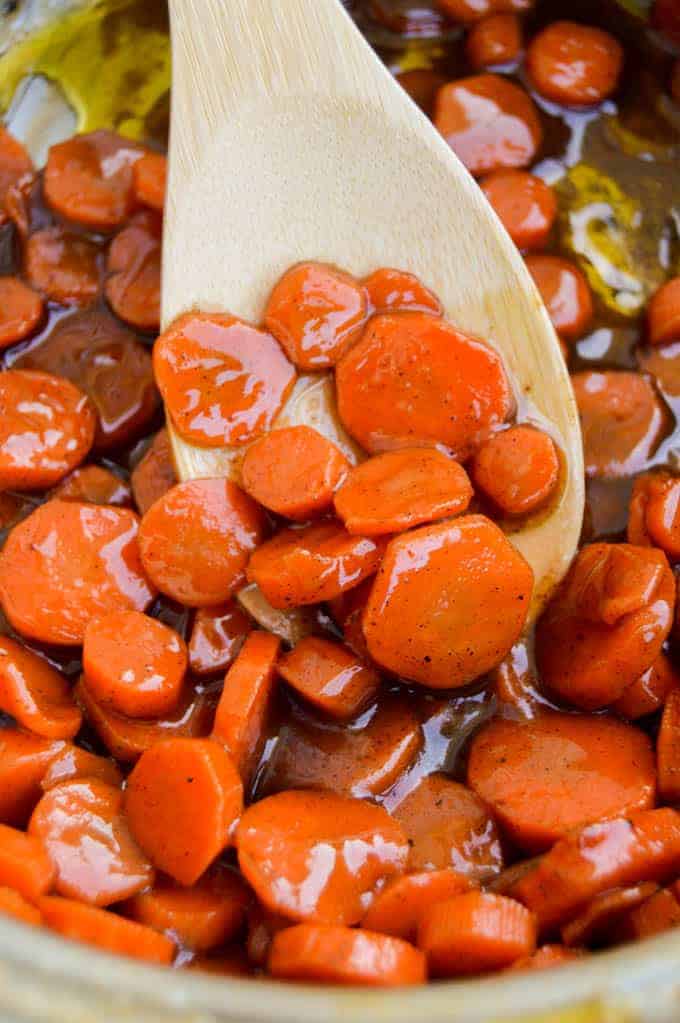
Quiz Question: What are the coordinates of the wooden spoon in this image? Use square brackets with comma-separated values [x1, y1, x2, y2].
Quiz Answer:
[162, 0, 584, 621]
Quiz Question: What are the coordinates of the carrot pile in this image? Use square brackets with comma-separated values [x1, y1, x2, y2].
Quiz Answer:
[0, 0, 679, 992]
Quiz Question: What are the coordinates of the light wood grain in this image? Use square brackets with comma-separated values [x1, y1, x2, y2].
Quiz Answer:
[163, 0, 584, 620]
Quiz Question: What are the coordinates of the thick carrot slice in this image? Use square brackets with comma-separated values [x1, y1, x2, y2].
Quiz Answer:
[237, 790, 408, 924]
[467, 711, 655, 852]
[139, 479, 265, 607]
[467, 14, 522, 69]
[105, 210, 161, 332]
[363, 268, 442, 316]
[658, 690, 680, 802]
[40, 744, 122, 791]
[536, 543, 675, 709]
[53, 465, 132, 507]
[264, 262, 368, 370]
[471, 425, 560, 517]
[124, 738, 243, 885]
[334, 448, 472, 535]
[269, 924, 426, 986]
[336, 313, 512, 458]
[627, 471, 680, 559]
[0, 823, 55, 901]
[434, 74, 542, 176]
[480, 171, 556, 251]
[25, 227, 101, 306]
[247, 520, 386, 609]
[44, 130, 144, 230]
[561, 883, 658, 947]
[83, 611, 187, 719]
[363, 515, 533, 688]
[511, 945, 586, 971]
[0, 886, 42, 926]
[392, 774, 503, 883]
[133, 152, 166, 212]
[615, 886, 680, 941]
[38, 896, 174, 965]
[361, 870, 473, 941]
[526, 21, 624, 107]
[189, 601, 252, 678]
[30, 778, 153, 905]
[0, 370, 96, 492]
[648, 277, 680, 346]
[131, 428, 176, 515]
[0, 126, 33, 214]
[0, 276, 44, 348]
[153, 313, 296, 448]
[613, 653, 679, 720]
[525, 254, 593, 339]
[277, 636, 379, 720]
[0, 730, 64, 826]
[0, 501, 155, 646]
[418, 891, 536, 976]
[0, 636, 82, 740]
[242, 425, 349, 521]
[212, 631, 280, 785]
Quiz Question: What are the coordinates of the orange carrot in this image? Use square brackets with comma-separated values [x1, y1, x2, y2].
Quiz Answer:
[658, 689, 680, 802]
[105, 210, 161, 332]
[467, 14, 522, 69]
[133, 151, 166, 212]
[38, 896, 175, 965]
[613, 653, 679, 720]
[648, 277, 680, 346]
[0, 730, 64, 826]
[480, 170, 556, 251]
[40, 744, 122, 791]
[52, 465, 132, 507]
[614, 886, 680, 942]
[526, 21, 623, 106]
[277, 636, 379, 720]
[363, 268, 442, 316]
[0, 886, 42, 926]
[561, 883, 658, 947]
[0, 277, 44, 349]
[526, 253, 593, 340]
[25, 227, 101, 306]
[188, 600, 252, 678]
[0, 125, 33, 215]
[0, 823, 55, 902]
[627, 471, 680, 560]
[0, 636, 82, 740]
[471, 425, 560, 517]
[131, 428, 176, 516]
[511, 944, 586, 972]
[361, 870, 473, 941]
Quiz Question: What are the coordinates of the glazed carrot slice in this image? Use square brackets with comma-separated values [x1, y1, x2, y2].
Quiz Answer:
[139, 479, 266, 607]
[0, 824, 55, 902]
[153, 313, 296, 448]
[0, 277, 44, 348]
[467, 14, 522, 69]
[189, 601, 252, 678]
[526, 21, 624, 107]
[277, 636, 379, 720]
[105, 210, 161, 332]
[417, 891, 536, 977]
[131, 428, 176, 515]
[467, 711, 655, 852]
[0, 886, 42, 926]
[0, 125, 33, 214]
[648, 278, 680, 346]
[361, 870, 473, 942]
[560, 882, 658, 947]
[0, 501, 155, 646]
[363, 515, 532, 688]
[491, 642, 543, 716]
[336, 313, 512, 458]
[83, 611, 187, 719]
[0, 370, 95, 492]
[133, 152, 166, 212]
[44, 130, 144, 230]
[363, 268, 442, 316]
[480, 171, 556, 251]
[536, 543, 675, 709]
[25, 227, 101, 306]
[123, 864, 250, 952]
[0, 730, 64, 826]
[38, 896, 174, 965]
[613, 653, 679, 720]
[124, 738, 243, 885]
[471, 425, 560, 517]
[0, 636, 82, 740]
[53, 465, 132, 507]
[237, 790, 408, 924]
[392, 774, 503, 883]
[241, 425, 349, 521]
[615, 886, 680, 941]
[40, 744, 122, 791]
[434, 74, 542, 176]
[437, 0, 532, 23]
[30, 778, 153, 906]
[334, 448, 472, 535]
[269, 924, 426, 987]
[264, 262, 368, 370]
[525, 254, 593, 339]
[511, 945, 585, 971]
[247, 520, 386, 609]
[628, 472, 680, 559]
[212, 630, 280, 785]
[657, 690, 680, 802]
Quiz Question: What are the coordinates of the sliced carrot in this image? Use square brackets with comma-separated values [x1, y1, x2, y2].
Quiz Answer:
[0, 276, 44, 348]
[438, 0, 532, 23]
[40, 744, 122, 791]
[467, 14, 522, 69]
[277, 636, 379, 720]
[648, 277, 680, 346]
[336, 313, 512, 458]
[38, 895, 174, 965]
[0, 370, 96, 491]
[510, 944, 585, 971]
[525, 254, 593, 339]
[139, 479, 266, 607]
[0, 729, 64, 826]
[25, 227, 101, 306]
[369, 0, 446, 34]
[0, 636, 82, 740]
[53, 465, 132, 507]
[471, 425, 560, 517]
[526, 21, 624, 107]
[44, 130, 144, 230]
[153, 312, 296, 448]
[480, 171, 556, 251]
[212, 630, 280, 785]
[0, 125, 33, 215]
[361, 870, 473, 942]
[133, 151, 166, 212]
[363, 268, 442, 316]
[434, 74, 542, 176]
[657, 689, 680, 802]
[3, 169, 38, 238]
[613, 653, 679, 720]
[417, 891, 536, 977]
[392, 774, 503, 883]
[637, 339, 680, 402]
[30, 778, 153, 905]
[241, 425, 349, 521]
[269, 924, 426, 987]
[105, 210, 161, 332]
[263, 262, 368, 370]
[561, 883, 658, 947]
[328, 577, 373, 659]
[189, 601, 252, 678]
[131, 428, 176, 515]
[615, 886, 680, 941]
[627, 471, 680, 559]
[237, 790, 408, 924]
[0, 823, 54, 901]
[0, 886, 42, 926]
[0, 501, 155, 646]
[124, 738, 243, 885]
[247, 519, 386, 609]
[363, 515, 533, 688]
[467, 711, 655, 852]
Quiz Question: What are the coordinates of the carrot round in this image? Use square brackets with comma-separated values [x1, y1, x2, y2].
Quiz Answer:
[560, 882, 657, 948]
[437, 0, 532, 23]
[628, 471, 680, 559]
[277, 636, 379, 720]
[467, 711, 655, 852]
[467, 14, 522, 69]
[189, 600, 252, 678]
[0, 276, 44, 348]
[613, 653, 679, 720]
[471, 425, 560, 516]
[0, 886, 42, 927]
[153, 312, 296, 448]
[363, 268, 442, 316]
[0, 636, 82, 740]
[25, 227, 101, 306]
[511, 944, 586, 972]
[0, 370, 96, 491]
[0, 500, 155, 645]
[648, 277, 680, 346]
[615, 886, 680, 942]
[53, 465, 132, 507]
[237, 790, 408, 924]
[361, 870, 473, 942]
[480, 171, 557, 251]
[38, 895, 174, 965]
[525, 254, 593, 339]
[131, 428, 176, 516]
[657, 689, 680, 803]
[526, 21, 624, 107]
[138, 479, 265, 607]
[0, 823, 55, 902]
[124, 738, 243, 886]
[0, 730, 64, 827]
[40, 744, 122, 791]
[133, 151, 166, 212]
[105, 210, 161, 332]
[263, 262, 368, 370]
[269, 924, 426, 987]
[336, 312, 512, 459]
[0, 125, 33, 215]
[241, 425, 349, 521]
